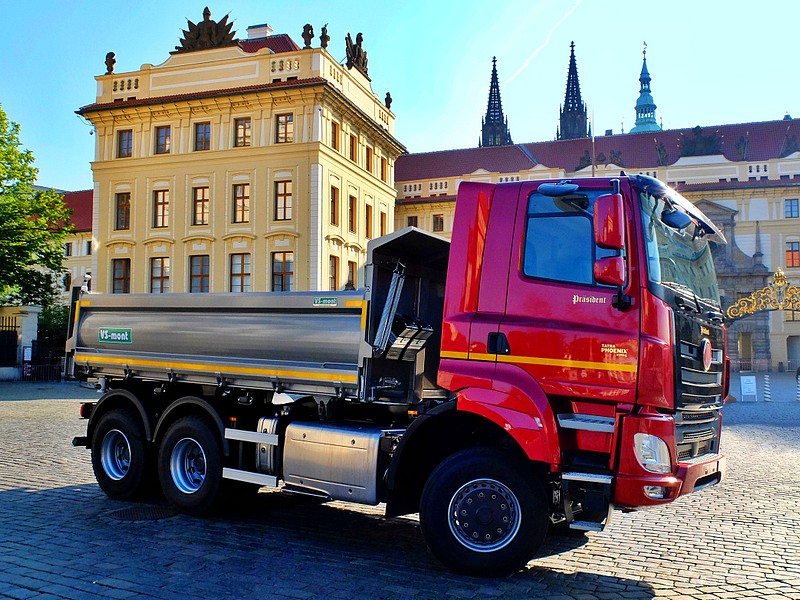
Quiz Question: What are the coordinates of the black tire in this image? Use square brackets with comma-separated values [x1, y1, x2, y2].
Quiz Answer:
[419, 448, 549, 576]
[158, 416, 223, 516]
[90, 409, 149, 500]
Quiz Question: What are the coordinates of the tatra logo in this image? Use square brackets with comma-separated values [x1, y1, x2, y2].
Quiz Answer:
[573, 295, 607, 305]
[701, 338, 713, 372]
[601, 343, 628, 357]
[700, 326, 710, 335]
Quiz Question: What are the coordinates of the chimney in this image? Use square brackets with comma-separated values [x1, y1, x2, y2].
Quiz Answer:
[247, 23, 273, 39]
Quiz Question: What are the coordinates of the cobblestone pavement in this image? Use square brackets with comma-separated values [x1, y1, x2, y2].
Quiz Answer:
[0, 384, 799, 599]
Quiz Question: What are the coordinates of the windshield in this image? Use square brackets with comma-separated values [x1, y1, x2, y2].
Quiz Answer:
[639, 190, 721, 308]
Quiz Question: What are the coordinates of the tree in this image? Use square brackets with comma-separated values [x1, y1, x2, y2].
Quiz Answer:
[0, 103, 72, 305]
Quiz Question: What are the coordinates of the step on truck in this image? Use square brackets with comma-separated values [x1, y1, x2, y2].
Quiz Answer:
[67, 174, 728, 576]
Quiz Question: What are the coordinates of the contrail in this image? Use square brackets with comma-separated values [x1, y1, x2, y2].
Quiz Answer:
[506, 0, 583, 85]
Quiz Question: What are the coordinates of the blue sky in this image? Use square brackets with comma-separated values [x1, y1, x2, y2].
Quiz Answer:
[2, 0, 798, 191]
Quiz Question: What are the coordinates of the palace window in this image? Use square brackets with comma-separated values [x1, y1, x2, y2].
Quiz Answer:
[112, 259, 130, 294]
[230, 253, 251, 292]
[365, 147, 373, 173]
[150, 257, 170, 294]
[192, 187, 209, 226]
[232, 183, 250, 223]
[347, 261, 357, 288]
[154, 126, 170, 154]
[189, 255, 209, 293]
[274, 181, 293, 221]
[432, 214, 444, 232]
[787, 241, 800, 268]
[407, 215, 418, 228]
[786, 199, 799, 219]
[114, 193, 130, 230]
[117, 130, 132, 158]
[194, 122, 211, 151]
[153, 190, 169, 228]
[365, 204, 373, 239]
[275, 113, 294, 143]
[331, 121, 340, 151]
[348, 195, 357, 233]
[380, 157, 387, 182]
[349, 134, 358, 162]
[271, 251, 294, 291]
[329, 255, 339, 291]
[63, 242, 72, 257]
[330, 186, 340, 226]
[234, 117, 251, 147]
[380, 211, 387, 236]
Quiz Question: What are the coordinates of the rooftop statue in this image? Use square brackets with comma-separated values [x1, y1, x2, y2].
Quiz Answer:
[174, 7, 237, 53]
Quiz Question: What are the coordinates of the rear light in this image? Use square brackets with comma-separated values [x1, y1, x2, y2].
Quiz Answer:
[79, 402, 94, 419]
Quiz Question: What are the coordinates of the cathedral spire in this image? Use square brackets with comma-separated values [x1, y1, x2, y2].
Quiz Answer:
[630, 42, 661, 133]
[558, 42, 588, 140]
[480, 57, 513, 147]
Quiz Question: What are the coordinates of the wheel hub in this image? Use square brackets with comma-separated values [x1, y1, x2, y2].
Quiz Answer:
[448, 478, 521, 552]
[170, 438, 207, 494]
[100, 429, 131, 481]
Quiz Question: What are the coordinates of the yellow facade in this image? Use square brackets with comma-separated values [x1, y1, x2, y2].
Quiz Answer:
[79, 29, 402, 294]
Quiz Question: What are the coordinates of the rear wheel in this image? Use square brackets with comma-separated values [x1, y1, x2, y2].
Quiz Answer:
[419, 448, 549, 576]
[158, 416, 223, 515]
[91, 409, 149, 500]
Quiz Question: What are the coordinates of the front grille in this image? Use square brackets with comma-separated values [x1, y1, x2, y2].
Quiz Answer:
[678, 441, 710, 461]
[681, 411, 716, 423]
[682, 428, 715, 442]
[674, 316, 724, 463]
[677, 338, 724, 410]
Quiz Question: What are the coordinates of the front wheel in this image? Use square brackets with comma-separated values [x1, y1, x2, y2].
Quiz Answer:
[419, 448, 549, 576]
[158, 416, 223, 515]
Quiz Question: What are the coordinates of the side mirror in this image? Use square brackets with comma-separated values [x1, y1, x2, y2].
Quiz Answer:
[594, 193, 626, 249]
[661, 207, 693, 231]
[594, 256, 626, 287]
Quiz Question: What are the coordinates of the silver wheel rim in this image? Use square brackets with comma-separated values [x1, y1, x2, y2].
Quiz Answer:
[170, 437, 207, 494]
[100, 428, 131, 481]
[447, 478, 522, 552]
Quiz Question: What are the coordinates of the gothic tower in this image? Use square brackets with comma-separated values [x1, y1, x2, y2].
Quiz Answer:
[479, 57, 513, 147]
[557, 42, 588, 140]
[630, 42, 661, 133]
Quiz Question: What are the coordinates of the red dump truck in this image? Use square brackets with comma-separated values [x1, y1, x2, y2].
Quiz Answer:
[68, 174, 728, 575]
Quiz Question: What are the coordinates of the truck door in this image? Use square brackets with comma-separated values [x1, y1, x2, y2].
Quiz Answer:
[496, 182, 640, 405]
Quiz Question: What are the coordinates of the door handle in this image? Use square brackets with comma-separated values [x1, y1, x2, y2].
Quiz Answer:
[487, 332, 511, 355]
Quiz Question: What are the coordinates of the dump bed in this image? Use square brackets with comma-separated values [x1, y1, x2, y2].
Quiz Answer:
[67, 228, 451, 402]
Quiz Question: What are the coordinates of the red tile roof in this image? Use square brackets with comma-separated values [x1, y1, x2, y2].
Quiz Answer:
[77, 77, 328, 115]
[395, 145, 537, 180]
[396, 118, 800, 181]
[239, 34, 301, 54]
[63, 190, 92, 232]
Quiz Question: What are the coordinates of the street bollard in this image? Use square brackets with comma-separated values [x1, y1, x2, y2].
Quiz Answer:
[764, 374, 771, 402]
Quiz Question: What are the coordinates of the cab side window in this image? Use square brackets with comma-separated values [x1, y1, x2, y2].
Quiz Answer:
[522, 192, 615, 286]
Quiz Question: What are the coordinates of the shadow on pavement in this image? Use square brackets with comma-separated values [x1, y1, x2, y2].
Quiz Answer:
[0, 483, 657, 598]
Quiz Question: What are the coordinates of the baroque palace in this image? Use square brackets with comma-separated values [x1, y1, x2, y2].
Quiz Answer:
[75, 9, 402, 295]
[63, 14, 800, 369]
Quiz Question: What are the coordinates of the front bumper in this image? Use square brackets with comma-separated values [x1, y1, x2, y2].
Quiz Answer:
[615, 452, 726, 507]
[613, 410, 726, 508]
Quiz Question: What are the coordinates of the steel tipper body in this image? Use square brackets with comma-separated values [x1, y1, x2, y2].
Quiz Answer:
[69, 175, 727, 577]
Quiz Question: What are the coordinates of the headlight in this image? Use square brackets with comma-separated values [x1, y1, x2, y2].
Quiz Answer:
[633, 433, 671, 473]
